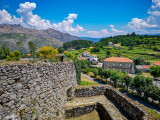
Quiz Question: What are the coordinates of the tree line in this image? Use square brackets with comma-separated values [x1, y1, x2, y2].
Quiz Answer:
[63, 40, 93, 50]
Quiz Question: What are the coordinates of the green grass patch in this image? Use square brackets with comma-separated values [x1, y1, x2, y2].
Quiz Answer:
[80, 81, 99, 86]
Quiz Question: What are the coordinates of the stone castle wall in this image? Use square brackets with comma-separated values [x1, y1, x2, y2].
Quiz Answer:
[74, 85, 147, 120]
[0, 61, 77, 120]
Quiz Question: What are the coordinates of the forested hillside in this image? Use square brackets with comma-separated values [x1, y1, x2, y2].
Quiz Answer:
[99, 32, 160, 51]
[63, 40, 93, 50]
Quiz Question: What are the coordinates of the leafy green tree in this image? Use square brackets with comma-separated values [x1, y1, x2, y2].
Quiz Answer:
[103, 69, 110, 83]
[6, 52, 14, 61]
[110, 70, 120, 88]
[58, 47, 65, 53]
[1, 45, 10, 57]
[13, 50, 21, 61]
[106, 50, 111, 57]
[84, 67, 90, 75]
[0, 49, 5, 59]
[28, 42, 36, 54]
[133, 56, 145, 65]
[124, 75, 132, 92]
[150, 66, 160, 85]
[149, 85, 160, 104]
[133, 75, 146, 96]
[98, 67, 104, 79]
[91, 68, 98, 77]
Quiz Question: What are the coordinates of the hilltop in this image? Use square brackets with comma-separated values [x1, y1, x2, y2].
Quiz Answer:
[0, 24, 82, 52]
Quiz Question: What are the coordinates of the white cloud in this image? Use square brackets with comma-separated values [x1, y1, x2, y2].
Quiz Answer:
[86, 25, 127, 38]
[16, 2, 52, 29]
[127, 0, 160, 32]
[53, 13, 84, 34]
[110, 24, 125, 33]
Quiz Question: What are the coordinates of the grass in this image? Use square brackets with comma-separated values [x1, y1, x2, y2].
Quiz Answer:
[80, 74, 99, 86]
[80, 81, 99, 86]
[142, 72, 153, 78]
[137, 103, 160, 120]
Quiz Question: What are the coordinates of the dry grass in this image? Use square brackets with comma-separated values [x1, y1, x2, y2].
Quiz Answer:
[0, 60, 29, 66]
[88, 72, 95, 77]
[81, 75, 99, 84]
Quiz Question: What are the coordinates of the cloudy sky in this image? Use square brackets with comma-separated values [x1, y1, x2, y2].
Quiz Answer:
[0, 0, 160, 38]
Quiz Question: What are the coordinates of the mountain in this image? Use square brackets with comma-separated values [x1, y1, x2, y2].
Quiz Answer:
[80, 37, 101, 42]
[0, 24, 82, 53]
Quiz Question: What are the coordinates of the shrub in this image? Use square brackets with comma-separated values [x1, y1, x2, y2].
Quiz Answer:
[0, 45, 10, 59]
[84, 67, 90, 74]
[91, 68, 98, 77]
[14, 50, 21, 61]
[38, 46, 58, 59]
[6, 52, 14, 61]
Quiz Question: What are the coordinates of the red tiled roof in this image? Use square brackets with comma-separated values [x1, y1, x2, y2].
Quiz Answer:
[142, 65, 151, 69]
[153, 61, 160, 66]
[83, 51, 90, 53]
[114, 44, 121, 46]
[91, 55, 97, 57]
[78, 57, 87, 60]
[103, 57, 133, 63]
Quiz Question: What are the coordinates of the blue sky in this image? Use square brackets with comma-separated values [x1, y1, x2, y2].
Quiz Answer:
[0, 0, 160, 37]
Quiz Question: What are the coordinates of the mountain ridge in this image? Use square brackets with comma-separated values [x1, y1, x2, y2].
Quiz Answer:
[0, 24, 83, 53]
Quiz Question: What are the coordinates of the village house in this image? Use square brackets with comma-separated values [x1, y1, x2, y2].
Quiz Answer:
[82, 51, 90, 57]
[153, 61, 160, 66]
[78, 57, 87, 60]
[135, 65, 151, 73]
[109, 42, 113, 45]
[113, 44, 121, 49]
[103, 57, 134, 74]
[88, 55, 98, 65]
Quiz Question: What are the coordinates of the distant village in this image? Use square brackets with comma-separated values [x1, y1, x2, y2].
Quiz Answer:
[77, 43, 160, 76]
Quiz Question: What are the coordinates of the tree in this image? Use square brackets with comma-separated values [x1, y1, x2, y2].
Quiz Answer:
[84, 67, 90, 75]
[103, 69, 110, 83]
[6, 52, 14, 61]
[124, 75, 132, 92]
[38, 46, 58, 59]
[133, 75, 145, 96]
[106, 50, 111, 57]
[28, 42, 36, 54]
[110, 70, 120, 88]
[91, 68, 98, 77]
[14, 50, 21, 61]
[58, 47, 65, 53]
[0, 49, 5, 59]
[98, 67, 104, 79]
[133, 56, 150, 65]
[150, 66, 160, 85]
[1, 45, 10, 58]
